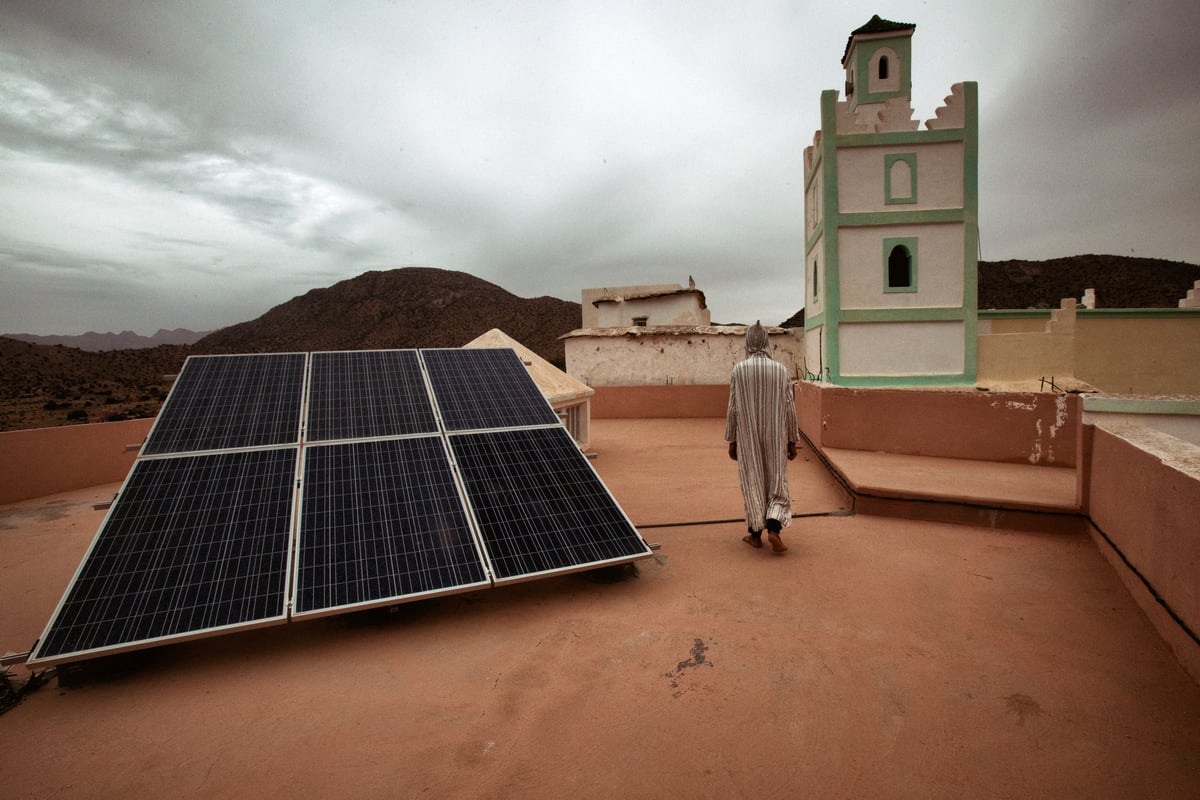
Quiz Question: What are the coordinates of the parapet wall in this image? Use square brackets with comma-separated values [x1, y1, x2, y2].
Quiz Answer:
[590, 385, 729, 418]
[1083, 423, 1200, 681]
[0, 418, 152, 505]
[797, 382, 1079, 466]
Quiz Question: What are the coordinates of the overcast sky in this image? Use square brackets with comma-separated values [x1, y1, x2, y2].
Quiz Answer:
[2, 0, 1198, 335]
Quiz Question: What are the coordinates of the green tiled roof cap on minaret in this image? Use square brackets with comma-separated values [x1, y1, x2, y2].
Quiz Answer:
[841, 15, 916, 65]
[841, 14, 916, 110]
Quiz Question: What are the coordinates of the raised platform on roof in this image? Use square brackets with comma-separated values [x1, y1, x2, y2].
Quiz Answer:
[819, 446, 1081, 533]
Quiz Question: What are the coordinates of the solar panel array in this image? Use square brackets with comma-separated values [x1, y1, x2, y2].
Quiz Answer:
[31, 348, 650, 666]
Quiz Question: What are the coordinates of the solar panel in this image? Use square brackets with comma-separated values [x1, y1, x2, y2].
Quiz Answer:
[29, 448, 297, 666]
[422, 348, 559, 431]
[306, 350, 437, 442]
[293, 437, 489, 617]
[142, 353, 307, 455]
[449, 426, 650, 583]
[34, 345, 652, 667]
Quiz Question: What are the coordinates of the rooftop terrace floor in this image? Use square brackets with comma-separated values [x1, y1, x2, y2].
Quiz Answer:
[2, 418, 1199, 798]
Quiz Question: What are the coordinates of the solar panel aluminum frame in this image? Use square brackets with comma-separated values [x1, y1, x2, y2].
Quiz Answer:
[139, 352, 309, 459]
[446, 426, 653, 587]
[27, 445, 302, 668]
[289, 434, 492, 620]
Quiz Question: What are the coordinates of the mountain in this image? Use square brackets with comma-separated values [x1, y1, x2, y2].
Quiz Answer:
[195, 268, 580, 367]
[978, 255, 1200, 309]
[3, 328, 210, 351]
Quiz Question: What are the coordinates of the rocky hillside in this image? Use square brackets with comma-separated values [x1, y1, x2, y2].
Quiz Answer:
[195, 268, 579, 366]
[977, 255, 1200, 310]
[0, 337, 189, 430]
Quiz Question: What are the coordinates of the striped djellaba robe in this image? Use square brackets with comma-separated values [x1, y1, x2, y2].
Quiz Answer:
[724, 351, 799, 531]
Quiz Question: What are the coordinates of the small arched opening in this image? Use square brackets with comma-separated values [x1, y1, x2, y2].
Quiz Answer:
[887, 244, 912, 289]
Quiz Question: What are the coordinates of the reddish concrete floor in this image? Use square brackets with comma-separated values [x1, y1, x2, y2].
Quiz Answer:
[2, 419, 1199, 799]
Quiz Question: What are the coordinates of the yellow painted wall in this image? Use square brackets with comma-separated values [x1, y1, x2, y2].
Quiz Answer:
[978, 314, 1200, 394]
[1075, 317, 1200, 395]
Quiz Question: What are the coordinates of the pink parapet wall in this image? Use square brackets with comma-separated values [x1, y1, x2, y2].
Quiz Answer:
[798, 382, 1080, 467]
[1084, 422, 1200, 682]
[0, 418, 152, 504]
[590, 384, 731, 418]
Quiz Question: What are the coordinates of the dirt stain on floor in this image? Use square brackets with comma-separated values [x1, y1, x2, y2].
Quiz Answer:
[664, 637, 714, 697]
[1004, 693, 1045, 725]
[0, 500, 79, 531]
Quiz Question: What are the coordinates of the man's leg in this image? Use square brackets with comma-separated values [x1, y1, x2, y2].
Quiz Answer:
[742, 527, 763, 548]
[765, 519, 788, 554]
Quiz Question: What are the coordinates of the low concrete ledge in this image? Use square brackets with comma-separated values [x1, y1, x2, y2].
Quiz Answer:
[821, 447, 1080, 514]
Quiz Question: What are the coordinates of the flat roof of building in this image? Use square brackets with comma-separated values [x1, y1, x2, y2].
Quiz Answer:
[2, 417, 1198, 797]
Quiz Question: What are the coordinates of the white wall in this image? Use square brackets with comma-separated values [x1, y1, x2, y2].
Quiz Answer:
[593, 293, 709, 327]
[565, 330, 804, 386]
[838, 223, 965, 309]
[581, 284, 679, 328]
[837, 142, 964, 212]
[839, 321, 965, 376]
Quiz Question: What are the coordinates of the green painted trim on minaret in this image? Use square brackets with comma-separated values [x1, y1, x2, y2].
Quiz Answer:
[961, 81, 979, 383]
[837, 128, 966, 147]
[805, 227, 822, 254]
[813, 90, 843, 384]
[805, 310, 826, 328]
[804, 149, 823, 190]
[839, 208, 966, 227]
[838, 308, 967, 323]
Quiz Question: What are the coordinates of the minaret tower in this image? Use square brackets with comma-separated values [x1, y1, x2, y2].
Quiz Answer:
[802, 16, 979, 386]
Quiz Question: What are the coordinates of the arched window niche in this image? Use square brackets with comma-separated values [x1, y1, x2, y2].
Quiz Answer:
[884, 153, 917, 204]
[867, 46, 901, 95]
[883, 237, 919, 293]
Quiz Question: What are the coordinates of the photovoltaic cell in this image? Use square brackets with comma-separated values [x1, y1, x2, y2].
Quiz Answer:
[294, 437, 488, 616]
[307, 350, 437, 442]
[30, 448, 297, 665]
[142, 353, 307, 455]
[449, 426, 650, 582]
[422, 348, 559, 431]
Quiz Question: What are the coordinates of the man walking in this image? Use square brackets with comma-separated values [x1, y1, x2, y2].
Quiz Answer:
[725, 321, 798, 554]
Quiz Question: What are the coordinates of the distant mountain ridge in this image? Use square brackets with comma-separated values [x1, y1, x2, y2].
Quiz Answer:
[3, 328, 210, 351]
[194, 267, 580, 367]
[977, 254, 1200, 310]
